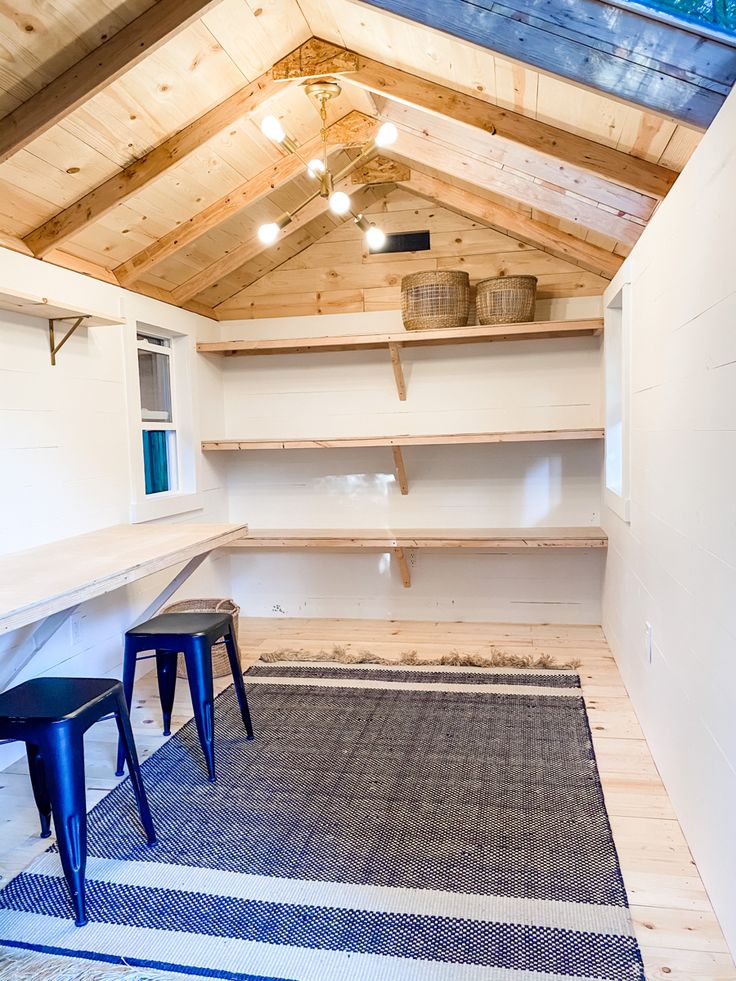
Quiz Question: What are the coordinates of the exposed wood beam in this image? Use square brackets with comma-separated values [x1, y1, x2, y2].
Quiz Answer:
[388, 124, 643, 248]
[171, 178, 368, 305]
[343, 54, 677, 199]
[357, 0, 733, 126]
[273, 38, 359, 80]
[23, 71, 286, 258]
[404, 170, 623, 280]
[115, 112, 380, 288]
[0, 0, 226, 165]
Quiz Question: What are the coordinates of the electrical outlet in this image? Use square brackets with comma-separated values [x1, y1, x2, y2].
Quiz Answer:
[644, 622, 653, 664]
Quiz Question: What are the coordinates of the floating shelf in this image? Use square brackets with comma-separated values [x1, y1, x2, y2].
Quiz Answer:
[202, 428, 603, 496]
[229, 526, 608, 588]
[197, 318, 603, 401]
[0, 287, 124, 364]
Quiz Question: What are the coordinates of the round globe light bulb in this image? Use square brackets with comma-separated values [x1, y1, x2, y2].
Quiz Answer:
[307, 158, 325, 178]
[258, 222, 281, 245]
[329, 190, 351, 215]
[375, 122, 398, 148]
[260, 114, 286, 143]
[365, 225, 386, 250]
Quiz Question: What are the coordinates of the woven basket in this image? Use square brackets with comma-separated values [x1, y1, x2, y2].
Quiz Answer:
[161, 598, 241, 680]
[476, 275, 537, 325]
[401, 270, 470, 330]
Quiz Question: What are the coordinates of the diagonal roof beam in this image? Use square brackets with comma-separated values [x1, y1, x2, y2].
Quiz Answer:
[114, 112, 377, 287]
[404, 169, 622, 280]
[356, 0, 734, 127]
[341, 53, 677, 200]
[23, 71, 286, 258]
[172, 176, 370, 304]
[0, 0, 226, 165]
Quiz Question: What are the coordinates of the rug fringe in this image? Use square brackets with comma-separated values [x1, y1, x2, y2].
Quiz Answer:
[0, 947, 174, 981]
[259, 644, 581, 670]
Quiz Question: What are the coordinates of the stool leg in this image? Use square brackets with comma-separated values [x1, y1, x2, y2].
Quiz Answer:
[43, 730, 89, 927]
[156, 650, 178, 736]
[116, 638, 138, 777]
[224, 625, 254, 740]
[113, 691, 157, 847]
[183, 641, 216, 782]
[26, 743, 52, 839]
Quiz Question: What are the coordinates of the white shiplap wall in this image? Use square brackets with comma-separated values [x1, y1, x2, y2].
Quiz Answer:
[602, 86, 736, 955]
[216, 298, 605, 622]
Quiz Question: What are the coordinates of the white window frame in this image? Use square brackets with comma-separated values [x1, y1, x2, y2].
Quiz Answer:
[604, 282, 631, 523]
[125, 321, 202, 523]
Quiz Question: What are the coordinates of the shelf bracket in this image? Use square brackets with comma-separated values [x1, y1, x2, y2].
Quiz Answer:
[391, 446, 409, 495]
[392, 547, 411, 588]
[49, 315, 88, 366]
[387, 342, 406, 401]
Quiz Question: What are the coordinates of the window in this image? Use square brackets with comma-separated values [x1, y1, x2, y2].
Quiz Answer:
[137, 331, 178, 495]
[616, 0, 736, 33]
[604, 284, 631, 521]
[369, 230, 431, 255]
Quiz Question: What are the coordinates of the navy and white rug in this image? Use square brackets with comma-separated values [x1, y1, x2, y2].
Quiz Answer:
[0, 662, 645, 980]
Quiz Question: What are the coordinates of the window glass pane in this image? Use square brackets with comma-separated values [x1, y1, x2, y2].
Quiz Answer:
[620, 0, 736, 31]
[138, 348, 172, 422]
[142, 430, 177, 494]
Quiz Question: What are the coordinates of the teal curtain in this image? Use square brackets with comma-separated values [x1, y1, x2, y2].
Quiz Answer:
[142, 431, 170, 494]
[631, 0, 736, 31]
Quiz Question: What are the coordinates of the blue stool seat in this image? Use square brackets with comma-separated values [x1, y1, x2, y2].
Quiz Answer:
[117, 611, 253, 782]
[0, 677, 156, 926]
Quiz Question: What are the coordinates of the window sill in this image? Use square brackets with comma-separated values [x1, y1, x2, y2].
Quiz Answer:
[605, 488, 631, 523]
[130, 491, 204, 524]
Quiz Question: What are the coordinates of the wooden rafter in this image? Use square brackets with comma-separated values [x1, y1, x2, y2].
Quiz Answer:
[356, 0, 733, 127]
[343, 53, 677, 199]
[172, 177, 371, 305]
[115, 113, 380, 287]
[0, 0, 226, 165]
[404, 170, 623, 280]
[23, 71, 286, 258]
[387, 123, 643, 248]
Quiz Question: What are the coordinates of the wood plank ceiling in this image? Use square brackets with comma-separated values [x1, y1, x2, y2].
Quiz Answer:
[0, 0, 727, 321]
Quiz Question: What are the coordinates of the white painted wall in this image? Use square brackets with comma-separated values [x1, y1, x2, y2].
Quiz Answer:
[0, 250, 229, 767]
[601, 89, 736, 953]
[215, 296, 605, 622]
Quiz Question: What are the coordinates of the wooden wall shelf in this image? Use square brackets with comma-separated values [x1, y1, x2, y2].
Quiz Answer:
[229, 526, 608, 588]
[197, 318, 603, 400]
[202, 428, 603, 496]
[0, 287, 124, 364]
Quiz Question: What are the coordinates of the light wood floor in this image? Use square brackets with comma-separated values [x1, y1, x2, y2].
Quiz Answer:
[0, 617, 734, 981]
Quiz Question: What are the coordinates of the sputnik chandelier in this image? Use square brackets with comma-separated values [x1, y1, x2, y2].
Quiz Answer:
[257, 79, 398, 249]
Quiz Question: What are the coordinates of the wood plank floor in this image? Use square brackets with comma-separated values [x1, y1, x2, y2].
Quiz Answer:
[0, 616, 734, 981]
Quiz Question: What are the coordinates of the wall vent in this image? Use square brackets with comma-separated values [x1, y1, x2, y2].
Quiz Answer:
[369, 229, 431, 255]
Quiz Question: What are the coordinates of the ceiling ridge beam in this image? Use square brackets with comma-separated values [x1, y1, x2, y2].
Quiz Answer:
[0, 0, 226, 166]
[341, 52, 678, 200]
[403, 169, 622, 280]
[23, 70, 286, 258]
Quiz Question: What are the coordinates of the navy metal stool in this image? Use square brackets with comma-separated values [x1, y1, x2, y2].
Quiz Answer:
[116, 611, 253, 782]
[0, 677, 156, 926]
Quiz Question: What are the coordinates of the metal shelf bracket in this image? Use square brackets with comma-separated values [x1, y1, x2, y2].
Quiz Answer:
[49, 315, 88, 366]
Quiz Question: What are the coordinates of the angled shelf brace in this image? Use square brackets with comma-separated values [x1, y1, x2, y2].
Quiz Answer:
[49, 315, 88, 366]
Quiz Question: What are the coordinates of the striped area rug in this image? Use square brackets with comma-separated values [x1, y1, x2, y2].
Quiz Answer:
[0, 662, 645, 981]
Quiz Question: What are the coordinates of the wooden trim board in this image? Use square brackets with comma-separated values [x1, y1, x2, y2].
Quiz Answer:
[0, 523, 247, 636]
[202, 429, 603, 451]
[198, 319, 603, 354]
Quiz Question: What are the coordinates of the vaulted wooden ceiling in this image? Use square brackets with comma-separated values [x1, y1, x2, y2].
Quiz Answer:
[0, 0, 730, 321]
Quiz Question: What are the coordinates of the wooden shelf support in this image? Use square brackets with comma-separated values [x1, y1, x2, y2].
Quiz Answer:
[392, 446, 410, 495]
[392, 547, 412, 587]
[388, 341, 407, 400]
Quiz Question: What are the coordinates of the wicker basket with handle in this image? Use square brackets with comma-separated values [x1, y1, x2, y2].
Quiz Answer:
[476, 275, 537, 325]
[401, 270, 470, 330]
[161, 598, 241, 679]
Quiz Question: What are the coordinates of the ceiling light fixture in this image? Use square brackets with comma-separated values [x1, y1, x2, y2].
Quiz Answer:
[257, 79, 398, 248]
